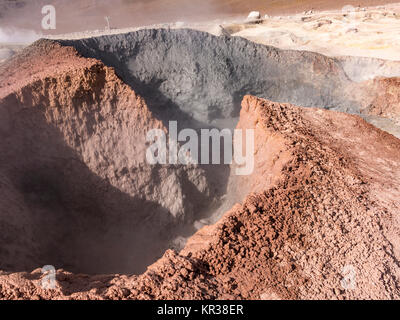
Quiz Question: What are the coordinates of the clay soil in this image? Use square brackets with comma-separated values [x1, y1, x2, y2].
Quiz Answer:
[1, 64, 400, 297]
[0, 2, 400, 301]
[1, 0, 399, 34]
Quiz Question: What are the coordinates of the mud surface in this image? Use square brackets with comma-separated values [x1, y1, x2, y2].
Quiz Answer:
[0, 96, 399, 299]
[0, 27, 399, 299]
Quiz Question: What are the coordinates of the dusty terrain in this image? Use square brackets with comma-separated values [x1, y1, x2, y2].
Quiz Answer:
[0, 1, 400, 300]
[1, 0, 399, 34]
[0, 94, 399, 299]
[0, 40, 231, 275]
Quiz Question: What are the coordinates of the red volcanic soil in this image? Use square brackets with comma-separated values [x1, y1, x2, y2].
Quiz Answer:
[0, 41, 178, 276]
[1, 0, 399, 35]
[0, 79, 399, 299]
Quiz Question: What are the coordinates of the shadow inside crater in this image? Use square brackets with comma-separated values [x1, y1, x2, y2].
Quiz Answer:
[0, 71, 231, 278]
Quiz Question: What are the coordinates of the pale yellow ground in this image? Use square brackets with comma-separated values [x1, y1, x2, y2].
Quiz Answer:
[43, 2, 400, 62]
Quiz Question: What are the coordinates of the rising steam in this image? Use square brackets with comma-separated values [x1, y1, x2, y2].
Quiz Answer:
[0, 27, 42, 44]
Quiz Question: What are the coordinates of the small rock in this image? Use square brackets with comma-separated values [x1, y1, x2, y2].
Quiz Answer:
[247, 11, 261, 21]
[247, 11, 260, 19]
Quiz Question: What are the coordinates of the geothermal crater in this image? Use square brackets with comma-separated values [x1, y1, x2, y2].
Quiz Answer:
[0, 29, 399, 286]
[58, 28, 361, 125]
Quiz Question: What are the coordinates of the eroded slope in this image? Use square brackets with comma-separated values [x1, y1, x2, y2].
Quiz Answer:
[1, 96, 399, 299]
[57, 29, 359, 125]
[0, 40, 228, 275]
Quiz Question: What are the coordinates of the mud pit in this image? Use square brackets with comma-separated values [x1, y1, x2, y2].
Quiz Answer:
[58, 29, 362, 125]
[0, 29, 399, 280]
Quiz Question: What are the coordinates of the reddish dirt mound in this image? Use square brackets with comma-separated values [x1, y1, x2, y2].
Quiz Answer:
[0, 40, 228, 276]
[1, 95, 399, 300]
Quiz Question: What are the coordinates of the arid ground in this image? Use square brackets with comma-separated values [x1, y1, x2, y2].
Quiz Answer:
[0, 1, 399, 300]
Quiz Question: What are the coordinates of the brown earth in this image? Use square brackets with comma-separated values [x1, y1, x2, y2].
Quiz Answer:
[1, 26, 400, 299]
[361, 77, 400, 120]
[0, 91, 399, 299]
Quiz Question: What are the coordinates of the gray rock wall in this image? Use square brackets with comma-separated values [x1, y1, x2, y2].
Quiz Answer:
[59, 29, 360, 124]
